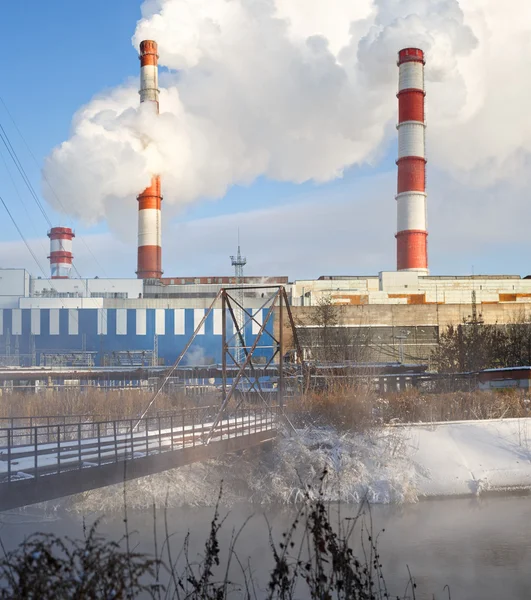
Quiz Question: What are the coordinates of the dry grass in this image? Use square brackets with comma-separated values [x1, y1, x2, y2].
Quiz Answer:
[287, 384, 531, 431]
[378, 388, 531, 423]
[0, 388, 219, 420]
[2, 382, 531, 428]
[286, 382, 375, 432]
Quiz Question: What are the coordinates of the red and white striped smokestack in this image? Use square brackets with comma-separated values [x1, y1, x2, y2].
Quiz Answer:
[396, 48, 428, 274]
[48, 227, 75, 279]
[137, 40, 163, 279]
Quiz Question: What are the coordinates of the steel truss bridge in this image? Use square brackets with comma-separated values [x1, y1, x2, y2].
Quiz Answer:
[0, 286, 305, 511]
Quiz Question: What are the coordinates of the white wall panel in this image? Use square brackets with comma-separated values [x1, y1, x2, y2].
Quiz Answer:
[68, 309, 78, 335]
[399, 62, 424, 91]
[31, 309, 40, 335]
[194, 309, 205, 335]
[0, 269, 28, 297]
[155, 309, 165, 335]
[252, 308, 264, 334]
[50, 309, 60, 335]
[174, 309, 185, 335]
[12, 309, 22, 335]
[213, 309, 223, 335]
[116, 309, 127, 335]
[136, 309, 147, 335]
[97, 308, 107, 336]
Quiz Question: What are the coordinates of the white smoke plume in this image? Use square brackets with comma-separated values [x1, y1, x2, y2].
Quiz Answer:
[42, 0, 531, 233]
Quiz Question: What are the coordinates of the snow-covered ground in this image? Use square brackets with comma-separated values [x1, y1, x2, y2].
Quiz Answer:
[402, 417, 531, 497]
[66, 418, 531, 512]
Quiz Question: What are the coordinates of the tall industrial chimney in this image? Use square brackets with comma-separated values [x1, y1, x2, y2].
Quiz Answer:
[48, 227, 75, 279]
[396, 48, 428, 274]
[137, 40, 162, 279]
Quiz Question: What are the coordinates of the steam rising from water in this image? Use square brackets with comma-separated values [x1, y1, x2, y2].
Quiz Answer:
[42, 0, 527, 234]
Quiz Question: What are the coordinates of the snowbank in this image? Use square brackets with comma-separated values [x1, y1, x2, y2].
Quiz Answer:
[403, 417, 531, 497]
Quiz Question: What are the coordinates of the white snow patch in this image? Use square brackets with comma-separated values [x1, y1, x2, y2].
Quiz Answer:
[401, 417, 531, 497]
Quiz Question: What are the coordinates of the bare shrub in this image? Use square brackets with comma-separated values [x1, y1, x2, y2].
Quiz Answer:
[377, 388, 531, 423]
[287, 382, 376, 432]
[287, 382, 531, 430]
[0, 521, 158, 599]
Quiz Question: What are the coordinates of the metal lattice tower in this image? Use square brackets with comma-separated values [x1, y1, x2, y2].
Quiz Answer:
[230, 235, 247, 364]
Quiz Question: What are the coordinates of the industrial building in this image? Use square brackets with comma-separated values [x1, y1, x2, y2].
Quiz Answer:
[0, 44, 529, 370]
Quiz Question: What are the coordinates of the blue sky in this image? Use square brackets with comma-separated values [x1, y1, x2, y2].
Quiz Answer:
[0, 1, 529, 280]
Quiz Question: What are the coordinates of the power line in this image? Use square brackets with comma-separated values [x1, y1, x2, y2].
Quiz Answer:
[0, 96, 109, 278]
[0, 193, 48, 277]
[0, 123, 51, 227]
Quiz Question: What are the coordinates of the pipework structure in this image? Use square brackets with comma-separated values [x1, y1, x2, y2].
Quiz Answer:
[137, 40, 163, 279]
[396, 48, 428, 274]
[48, 227, 75, 279]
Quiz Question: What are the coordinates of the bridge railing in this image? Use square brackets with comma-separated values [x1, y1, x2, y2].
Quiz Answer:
[0, 406, 224, 445]
[0, 405, 279, 484]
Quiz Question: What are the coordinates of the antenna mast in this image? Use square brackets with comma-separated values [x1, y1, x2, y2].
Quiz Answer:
[230, 232, 247, 363]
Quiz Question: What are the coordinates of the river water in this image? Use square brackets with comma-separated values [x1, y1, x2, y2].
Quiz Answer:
[1, 494, 531, 599]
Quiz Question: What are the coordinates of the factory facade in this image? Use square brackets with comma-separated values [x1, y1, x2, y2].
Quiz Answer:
[0, 269, 278, 367]
[1, 268, 531, 368]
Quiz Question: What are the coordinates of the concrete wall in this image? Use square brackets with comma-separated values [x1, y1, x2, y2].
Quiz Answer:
[289, 302, 531, 329]
[278, 302, 531, 365]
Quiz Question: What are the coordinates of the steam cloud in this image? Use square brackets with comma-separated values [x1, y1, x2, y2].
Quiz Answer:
[42, 0, 530, 233]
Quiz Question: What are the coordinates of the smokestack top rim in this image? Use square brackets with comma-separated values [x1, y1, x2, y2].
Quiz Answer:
[139, 39, 159, 54]
[48, 227, 75, 240]
[397, 47, 425, 65]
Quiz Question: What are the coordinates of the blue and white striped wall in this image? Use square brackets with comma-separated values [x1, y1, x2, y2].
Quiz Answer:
[0, 308, 274, 366]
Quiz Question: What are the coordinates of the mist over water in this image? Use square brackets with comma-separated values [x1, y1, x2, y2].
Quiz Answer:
[2, 495, 531, 599]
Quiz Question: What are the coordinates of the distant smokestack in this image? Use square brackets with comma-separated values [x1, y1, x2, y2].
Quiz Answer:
[48, 227, 75, 279]
[137, 40, 162, 279]
[396, 48, 428, 274]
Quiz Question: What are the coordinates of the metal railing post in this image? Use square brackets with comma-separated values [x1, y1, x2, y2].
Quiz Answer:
[130, 420, 134, 460]
[78, 423, 82, 469]
[113, 421, 118, 462]
[34, 426, 38, 478]
[7, 428, 11, 483]
[97, 422, 101, 466]
[170, 415, 174, 452]
[182, 411, 185, 449]
[57, 425, 61, 475]
[145, 418, 149, 456]
[192, 411, 195, 448]
[158, 416, 162, 454]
